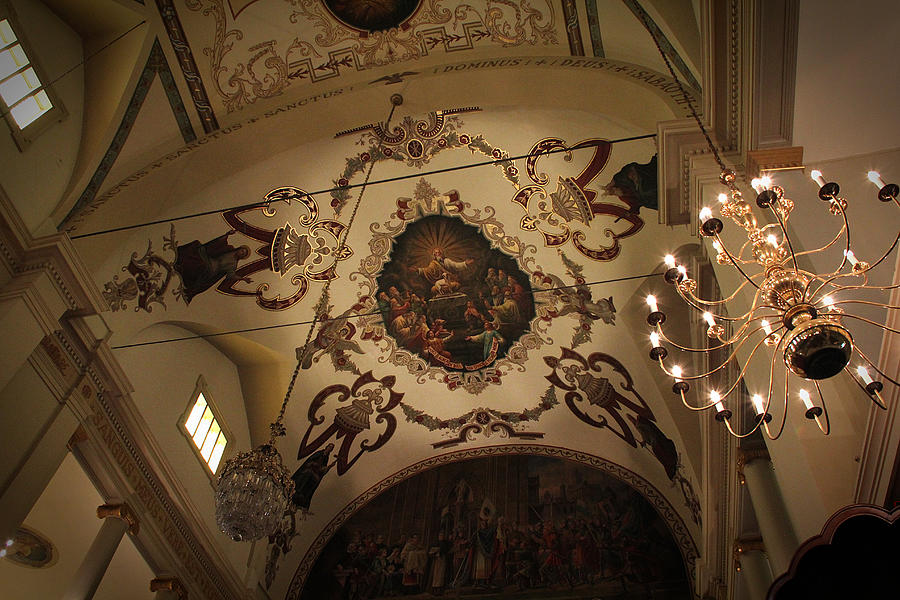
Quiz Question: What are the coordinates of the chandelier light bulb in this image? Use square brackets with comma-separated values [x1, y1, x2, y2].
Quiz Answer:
[822, 295, 834, 308]
[650, 332, 662, 349]
[699, 206, 713, 223]
[868, 171, 886, 188]
[799, 389, 814, 410]
[751, 178, 763, 193]
[751, 394, 766, 416]
[760, 175, 773, 189]
[718, 193, 728, 204]
[677, 265, 687, 277]
[671, 365, 683, 382]
[4, 539, 11, 547]
[761, 319, 772, 335]
[664, 254, 676, 268]
[646, 294, 659, 313]
[844, 249, 859, 266]
[0, 549, 6, 558]
[712, 240, 723, 253]
[857, 366, 874, 385]
[767, 234, 779, 247]
[710, 391, 725, 413]
[703, 312, 716, 327]
[810, 169, 827, 187]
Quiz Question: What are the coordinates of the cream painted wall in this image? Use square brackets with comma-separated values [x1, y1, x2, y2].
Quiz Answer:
[0, 0, 83, 236]
[793, 0, 900, 161]
[113, 323, 254, 577]
[0, 454, 154, 600]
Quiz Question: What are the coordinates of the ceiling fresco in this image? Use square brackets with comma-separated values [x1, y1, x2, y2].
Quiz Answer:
[284, 449, 696, 599]
[70, 24, 704, 591]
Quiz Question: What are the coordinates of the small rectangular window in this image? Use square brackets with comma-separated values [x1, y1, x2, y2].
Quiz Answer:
[0, 9, 65, 149]
[0, 20, 51, 128]
[180, 380, 231, 477]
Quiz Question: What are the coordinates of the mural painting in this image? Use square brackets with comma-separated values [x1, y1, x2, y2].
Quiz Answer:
[2, 526, 56, 569]
[297, 454, 691, 599]
[323, 0, 422, 33]
[375, 214, 536, 371]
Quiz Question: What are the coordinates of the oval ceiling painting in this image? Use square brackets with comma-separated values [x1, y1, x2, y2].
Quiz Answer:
[323, 0, 422, 33]
[298, 453, 691, 599]
[375, 215, 535, 371]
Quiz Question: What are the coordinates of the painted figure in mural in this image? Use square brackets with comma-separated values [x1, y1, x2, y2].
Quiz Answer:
[465, 321, 505, 360]
[634, 414, 679, 480]
[427, 532, 452, 594]
[409, 247, 474, 291]
[173, 230, 251, 304]
[602, 154, 659, 215]
[290, 442, 335, 512]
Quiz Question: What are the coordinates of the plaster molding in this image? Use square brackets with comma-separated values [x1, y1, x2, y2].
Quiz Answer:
[48, 324, 248, 600]
[855, 248, 900, 505]
[0, 187, 107, 316]
[97, 502, 141, 535]
[748, 0, 798, 149]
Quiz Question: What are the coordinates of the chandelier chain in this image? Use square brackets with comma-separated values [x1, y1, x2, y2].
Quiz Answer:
[268, 100, 399, 445]
[636, 9, 735, 187]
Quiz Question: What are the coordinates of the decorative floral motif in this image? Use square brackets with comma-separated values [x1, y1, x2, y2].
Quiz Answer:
[330, 110, 518, 213]
[544, 348, 654, 448]
[400, 385, 556, 446]
[511, 137, 649, 262]
[186, 0, 557, 111]
[296, 371, 404, 476]
[101, 189, 352, 312]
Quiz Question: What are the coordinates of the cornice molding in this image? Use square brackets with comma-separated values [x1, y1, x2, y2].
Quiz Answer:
[855, 248, 900, 505]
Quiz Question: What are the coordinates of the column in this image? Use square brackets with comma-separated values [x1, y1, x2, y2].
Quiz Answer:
[737, 449, 799, 575]
[734, 536, 773, 599]
[150, 577, 187, 600]
[62, 504, 140, 600]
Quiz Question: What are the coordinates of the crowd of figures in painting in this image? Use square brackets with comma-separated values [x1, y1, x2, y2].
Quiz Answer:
[300, 455, 690, 599]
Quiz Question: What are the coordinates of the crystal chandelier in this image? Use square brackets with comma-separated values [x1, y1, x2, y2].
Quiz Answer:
[636, 10, 899, 439]
[215, 95, 402, 540]
[646, 168, 898, 438]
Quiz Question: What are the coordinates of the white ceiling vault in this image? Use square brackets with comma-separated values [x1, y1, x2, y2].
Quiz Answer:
[3, 1, 898, 600]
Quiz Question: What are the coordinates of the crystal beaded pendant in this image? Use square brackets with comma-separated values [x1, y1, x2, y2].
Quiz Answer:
[215, 444, 295, 541]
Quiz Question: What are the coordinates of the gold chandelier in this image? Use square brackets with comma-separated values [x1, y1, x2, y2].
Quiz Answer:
[632, 7, 899, 439]
[645, 168, 898, 438]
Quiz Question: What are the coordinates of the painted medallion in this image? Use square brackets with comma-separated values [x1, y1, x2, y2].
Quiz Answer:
[323, 0, 421, 33]
[375, 215, 535, 371]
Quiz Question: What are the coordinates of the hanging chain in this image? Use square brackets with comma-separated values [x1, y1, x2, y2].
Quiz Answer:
[267, 98, 400, 446]
[636, 10, 740, 194]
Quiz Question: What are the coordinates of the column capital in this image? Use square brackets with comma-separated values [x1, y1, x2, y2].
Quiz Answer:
[736, 447, 770, 485]
[150, 577, 187, 598]
[733, 535, 766, 572]
[97, 503, 139, 536]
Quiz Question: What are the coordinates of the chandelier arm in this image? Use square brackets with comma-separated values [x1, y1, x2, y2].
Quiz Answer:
[838, 313, 900, 336]
[717, 333, 774, 402]
[803, 201, 854, 301]
[829, 280, 900, 294]
[676, 284, 775, 321]
[766, 202, 800, 275]
[713, 232, 762, 290]
[830, 299, 900, 311]
[827, 230, 900, 282]
[812, 381, 832, 435]
[656, 320, 778, 353]
[790, 223, 848, 260]
[760, 337, 788, 440]
[660, 324, 782, 381]
[722, 414, 766, 438]
[844, 365, 888, 410]
[677, 276, 761, 306]
[676, 388, 720, 411]
[855, 346, 900, 387]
